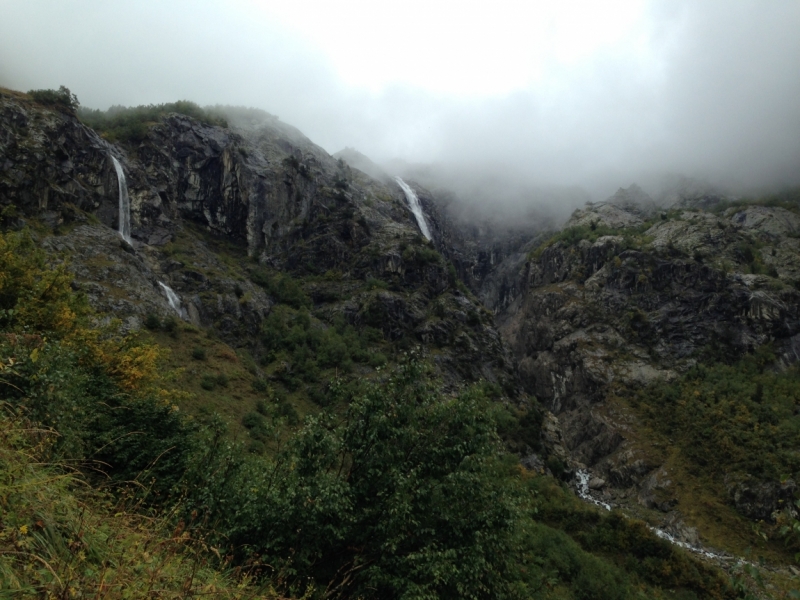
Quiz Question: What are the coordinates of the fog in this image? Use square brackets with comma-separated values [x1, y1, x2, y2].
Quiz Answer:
[2, 0, 799, 213]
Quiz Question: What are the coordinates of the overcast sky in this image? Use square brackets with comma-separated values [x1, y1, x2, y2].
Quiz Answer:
[1, 0, 799, 202]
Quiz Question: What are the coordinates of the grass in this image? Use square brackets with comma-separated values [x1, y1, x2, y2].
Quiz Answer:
[596, 385, 800, 592]
[0, 407, 282, 599]
[709, 187, 800, 216]
[145, 324, 285, 441]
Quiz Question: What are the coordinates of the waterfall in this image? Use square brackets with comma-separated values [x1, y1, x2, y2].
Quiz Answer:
[572, 469, 731, 561]
[111, 156, 131, 243]
[394, 177, 432, 241]
[159, 282, 187, 319]
[574, 469, 612, 511]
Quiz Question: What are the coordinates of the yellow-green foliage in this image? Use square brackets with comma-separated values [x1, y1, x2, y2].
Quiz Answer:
[0, 230, 193, 496]
[631, 348, 800, 481]
[0, 231, 165, 393]
[0, 410, 279, 599]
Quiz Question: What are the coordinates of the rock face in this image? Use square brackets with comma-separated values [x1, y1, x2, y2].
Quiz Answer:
[487, 188, 800, 519]
[0, 89, 519, 394]
[0, 91, 122, 229]
[499, 197, 800, 410]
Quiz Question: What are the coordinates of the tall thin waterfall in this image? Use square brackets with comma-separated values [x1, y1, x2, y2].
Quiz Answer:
[159, 282, 187, 319]
[111, 156, 131, 243]
[394, 177, 432, 241]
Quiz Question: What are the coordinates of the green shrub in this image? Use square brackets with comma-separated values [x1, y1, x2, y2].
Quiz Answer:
[365, 276, 388, 290]
[246, 440, 266, 454]
[530, 221, 653, 260]
[27, 86, 79, 113]
[199, 374, 217, 390]
[162, 315, 178, 336]
[546, 455, 568, 479]
[196, 360, 523, 597]
[241, 412, 263, 429]
[402, 244, 441, 266]
[632, 347, 800, 481]
[250, 268, 311, 309]
[252, 377, 269, 393]
[78, 101, 227, 143]
[278, 400, 299, 426]
[144, 313, 161, 330]
[368, 352, 387, 367]
[191, 346, 206, 360]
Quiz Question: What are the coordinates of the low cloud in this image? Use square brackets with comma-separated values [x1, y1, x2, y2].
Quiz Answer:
[1, 0, 798, 218]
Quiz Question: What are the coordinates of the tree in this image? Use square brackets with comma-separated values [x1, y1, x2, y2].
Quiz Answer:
[211, 358, 522, 599]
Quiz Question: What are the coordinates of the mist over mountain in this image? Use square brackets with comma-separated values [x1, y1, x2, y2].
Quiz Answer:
[2, 0, 798, 210]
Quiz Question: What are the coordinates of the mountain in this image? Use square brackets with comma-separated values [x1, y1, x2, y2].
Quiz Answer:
[482, 187, 800, 561]
[2, 86, 799, 597]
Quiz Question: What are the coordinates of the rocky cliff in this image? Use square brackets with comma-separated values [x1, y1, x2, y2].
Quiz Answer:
[490, 185, 800, 553]
[0, 89, 520, 398]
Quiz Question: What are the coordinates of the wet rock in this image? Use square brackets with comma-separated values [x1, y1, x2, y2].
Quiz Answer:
[588, 477, 606, 490]
[540, 411, 571, 465]
[491, 192, 800, 491]
[0, 90, 520, 393]
[660, 513, 700, 547]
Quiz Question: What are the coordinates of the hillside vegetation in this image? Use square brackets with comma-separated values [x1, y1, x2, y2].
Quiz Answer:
[0, 228, 747, 598]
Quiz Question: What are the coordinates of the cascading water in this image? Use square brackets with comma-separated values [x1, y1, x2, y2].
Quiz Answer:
[111, 156, 131, 243]
[572, 469, 732, 561]
[574, 469, 612, 511]
[394, 177, 432, 241]
[159, 282, 187, 320]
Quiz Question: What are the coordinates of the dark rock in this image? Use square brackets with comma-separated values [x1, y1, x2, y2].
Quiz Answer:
[726, 475, 797, 521]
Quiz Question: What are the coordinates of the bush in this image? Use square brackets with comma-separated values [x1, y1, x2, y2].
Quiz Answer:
[632, 347, 800, 482]
[199, 374, 217, 391]
[252, 377, 269, 393]
[278, 400, 299, 426]
[198, 360, 523, 598]
[365, 276, 388, 290]
[191, 346, 206, 360]
[144, 313, 161, 330]
[0, 231, 193, 497]
[241, 411, 263, 429]
[0, 412, 256, 598]
[250, 268, 311, 309]
[78, 101, 227, 143]
[530, 221, 653, 260]
[27, 85, 79, 113]
[162, 315, 178, 335]
[402, 244, 441, 266]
